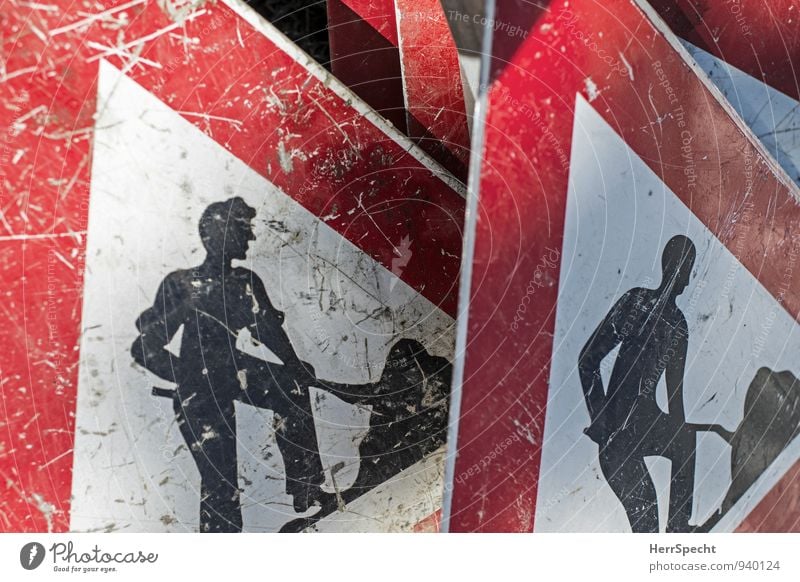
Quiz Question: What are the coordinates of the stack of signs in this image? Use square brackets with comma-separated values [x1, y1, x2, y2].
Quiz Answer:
[445, 0, 800, 532]
[0, 0, 464, 532]
[328, 0, 472, 181]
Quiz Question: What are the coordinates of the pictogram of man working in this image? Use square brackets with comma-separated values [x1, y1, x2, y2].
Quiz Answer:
[578, 235, 700, 533]
[131, 197, 324, 532]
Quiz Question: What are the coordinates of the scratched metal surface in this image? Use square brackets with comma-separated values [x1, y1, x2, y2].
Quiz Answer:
[446, 0, 800, 532]
[0, 0, 465, 532]
[327, 0, 472, 181]
[396, 0, 472, 181]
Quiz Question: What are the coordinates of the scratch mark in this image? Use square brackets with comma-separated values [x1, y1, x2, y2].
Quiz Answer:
[49, 0, 147, 36]
[85, 10, 208, 62]
[0, 231, 86, 242]
[38, 448, 73, 471]
[307, 94, 363, 158]
[176, 111, 243, 128]
[0, 66, 38, 83]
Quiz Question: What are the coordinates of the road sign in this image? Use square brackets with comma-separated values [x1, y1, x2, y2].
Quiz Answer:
[445, 0, 800, 533]
[327, 0, 471, 181]
[649, 0, 800, 532]
[0, 0, 464, 532]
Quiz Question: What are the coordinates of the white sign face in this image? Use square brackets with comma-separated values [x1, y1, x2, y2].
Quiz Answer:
[681, 40, 800, 188]
[69, 61, 454, 532]
[535, 94, 800, 533]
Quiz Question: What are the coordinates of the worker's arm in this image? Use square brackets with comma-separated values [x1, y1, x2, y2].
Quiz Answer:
[246, 274, 311, 375]
[578, 292, 629, 422]
[664, 318, 689, 423]
[131, 274, 187, 383]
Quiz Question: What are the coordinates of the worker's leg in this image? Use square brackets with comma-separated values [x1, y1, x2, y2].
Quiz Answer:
[176, 401, 242, 532]
[272, 379, 325, 510]
[665, 430, 696, 533]
[644, 413, 697, 533]
[599, 442, 660, 532]
[241, 362, 325, 511]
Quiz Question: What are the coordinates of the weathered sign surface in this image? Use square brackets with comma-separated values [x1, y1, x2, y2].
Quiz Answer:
[0, 0, 464, 532]
[445, 0, 800, 533]
[395, 0, 471, 179]
[327, 0, 471, 180]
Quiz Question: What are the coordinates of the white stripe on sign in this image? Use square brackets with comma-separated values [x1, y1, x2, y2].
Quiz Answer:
[69, 60, 454, 532]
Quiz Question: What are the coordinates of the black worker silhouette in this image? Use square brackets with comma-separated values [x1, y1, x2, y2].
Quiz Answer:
[131, 197, 323, 532]
[578, 235, 699, 533]
[131, 197, 453, 533]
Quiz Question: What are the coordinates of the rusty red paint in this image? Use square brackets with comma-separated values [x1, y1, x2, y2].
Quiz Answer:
[413, 509, 442, 532]
[736, 459, 800, 532]
[336, 0, 399, 45]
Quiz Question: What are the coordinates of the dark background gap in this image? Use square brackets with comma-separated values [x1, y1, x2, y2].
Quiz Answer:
[251, 0, 332, 68]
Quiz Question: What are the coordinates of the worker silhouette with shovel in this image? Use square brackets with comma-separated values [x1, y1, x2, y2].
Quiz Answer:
[132, 197, 323, 532]
[578, 235, 733, 532]
[131, 196, 453, 534]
